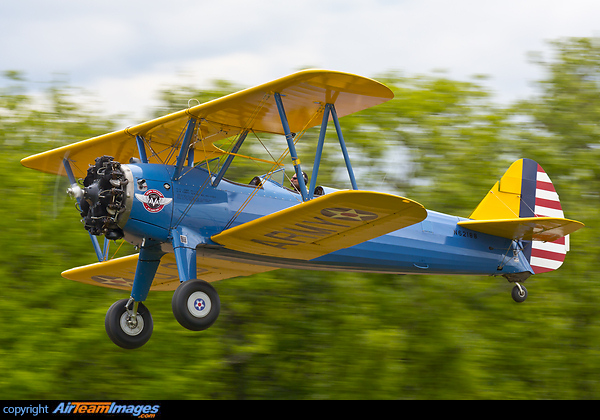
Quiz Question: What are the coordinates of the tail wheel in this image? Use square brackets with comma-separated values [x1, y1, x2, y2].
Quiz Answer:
[511, 283, 528, 303]
[105, 299, 153, 349]
[172, 280, 220, 331]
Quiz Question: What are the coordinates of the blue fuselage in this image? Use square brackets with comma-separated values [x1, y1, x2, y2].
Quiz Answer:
[122, 163, 532, 278]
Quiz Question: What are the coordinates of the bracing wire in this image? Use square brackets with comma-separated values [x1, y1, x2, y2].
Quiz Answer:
[221, 104, 325, 231]
[171, 93, 272, 229]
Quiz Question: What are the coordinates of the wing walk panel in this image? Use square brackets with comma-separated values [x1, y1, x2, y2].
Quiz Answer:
[61, 253, 278, 291]
[211, 190, 427, 260]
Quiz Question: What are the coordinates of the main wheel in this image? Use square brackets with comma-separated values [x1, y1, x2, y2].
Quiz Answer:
[172, 279, 221, 331]
[105, 299, 153, 349]
[511, 284, 528, 303]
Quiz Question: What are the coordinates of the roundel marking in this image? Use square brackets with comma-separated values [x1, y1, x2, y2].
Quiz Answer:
[320, 207, 378, 222]
[91, 275, 133, 287]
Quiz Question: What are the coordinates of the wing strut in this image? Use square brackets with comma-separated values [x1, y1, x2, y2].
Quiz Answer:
[173, 117, 198, 181]
[63, 157, 107, 262]
[212, 130, 250, 187]
[330, 104, 358, 191]
[274, 92, 309, 201]
[308, 104, 330, 199]
[273, 93, 358, 201]
[136, 135, 149, 163]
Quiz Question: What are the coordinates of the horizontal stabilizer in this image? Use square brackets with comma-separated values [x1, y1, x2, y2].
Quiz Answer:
[62, 252, 278, 291]
[211, 190, 427, 260]
[457, 217, 584, 242]
[468, 158, 585, 274]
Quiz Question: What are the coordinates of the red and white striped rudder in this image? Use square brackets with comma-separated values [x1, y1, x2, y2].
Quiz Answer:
[529, 164, 568, 274]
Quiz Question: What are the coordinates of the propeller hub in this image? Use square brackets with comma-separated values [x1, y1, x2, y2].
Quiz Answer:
[66, 183, 83, 201]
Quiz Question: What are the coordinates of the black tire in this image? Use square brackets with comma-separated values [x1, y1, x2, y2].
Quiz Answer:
[105, 299, 153, 349]
[511, 284, 528, 303]
[172, 280, 220, 331]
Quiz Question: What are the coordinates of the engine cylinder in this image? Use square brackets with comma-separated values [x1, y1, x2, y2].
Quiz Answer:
[80, 156, 132, 240]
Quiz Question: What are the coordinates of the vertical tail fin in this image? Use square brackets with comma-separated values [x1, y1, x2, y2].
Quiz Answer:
[469, 159, 571, 274]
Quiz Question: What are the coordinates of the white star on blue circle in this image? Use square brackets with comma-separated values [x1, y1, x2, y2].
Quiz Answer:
[194, 298, 205, 311]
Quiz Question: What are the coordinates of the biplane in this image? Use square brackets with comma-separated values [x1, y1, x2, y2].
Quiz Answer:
[21, 70, 584, 349]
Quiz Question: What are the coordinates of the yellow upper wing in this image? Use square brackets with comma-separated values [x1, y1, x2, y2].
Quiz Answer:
[458, 217, 584, 242]
[212, 190, 427, 260]
[62, 252, 278, 291]
[21, 70, 394, 178]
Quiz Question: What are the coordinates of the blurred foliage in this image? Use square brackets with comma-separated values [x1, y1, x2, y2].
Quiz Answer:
[1, 37, 600, 400]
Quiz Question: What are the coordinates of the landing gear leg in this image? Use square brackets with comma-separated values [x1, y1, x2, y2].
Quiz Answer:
[105, 241, 164, 349]
[170, 231, 221, 331]
[511, 283, 528, 303]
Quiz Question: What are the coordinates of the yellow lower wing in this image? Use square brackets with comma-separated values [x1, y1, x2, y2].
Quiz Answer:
[458, 217, 584, 242]
[212, 190, 427, 260]
[62, 253, 278, 291]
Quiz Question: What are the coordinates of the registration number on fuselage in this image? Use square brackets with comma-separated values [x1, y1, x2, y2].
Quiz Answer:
[454, 229, 478, 239]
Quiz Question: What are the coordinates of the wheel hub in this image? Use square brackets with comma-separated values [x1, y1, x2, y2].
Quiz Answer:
[187, 291, 211, 318]
[120, 312, 144, 336]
